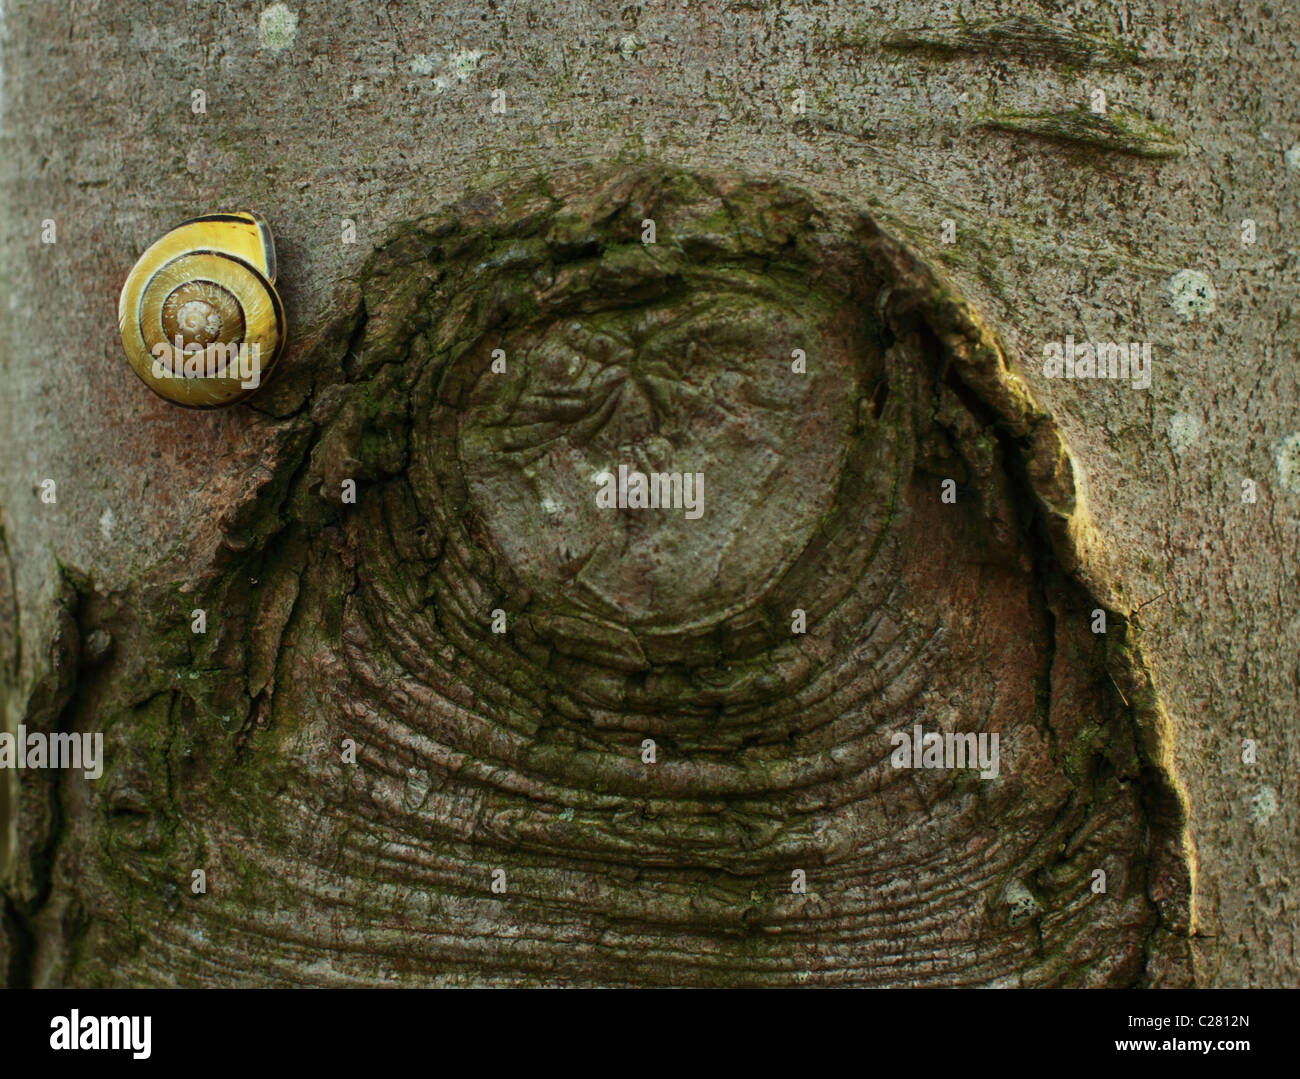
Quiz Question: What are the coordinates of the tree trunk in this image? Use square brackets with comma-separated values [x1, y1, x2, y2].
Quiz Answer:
[0, 1, 1292, 987]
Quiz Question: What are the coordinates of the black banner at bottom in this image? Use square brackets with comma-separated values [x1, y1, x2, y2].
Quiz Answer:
[0, 987, 1285, 1066]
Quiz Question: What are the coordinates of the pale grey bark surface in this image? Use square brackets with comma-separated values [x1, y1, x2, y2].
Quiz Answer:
[0, 0, 1295, 986]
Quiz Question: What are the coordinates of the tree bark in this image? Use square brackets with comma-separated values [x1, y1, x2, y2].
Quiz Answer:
[0, 0, 1293, 987]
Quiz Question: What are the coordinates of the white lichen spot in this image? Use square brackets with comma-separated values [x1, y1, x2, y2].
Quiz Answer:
[351, 82, 364, 100]
[1275, 432, 1300, 494]
[449, 49, 483, 80]
[1167, 269, 1216, 322]
[541, 496, 562, 516]
[402, 767, 432, 809]
[99, 507, 116, 540]
[419, 48, 480, 91]
[618, 33, 643, 60]
[1285, 145, 1300, 172]
[1004, 880, 1042, 928]
[302, 956, 343, 978]
[258, 3, 298, 53]
[1168, 412, 1203, 454]
[1250, 785, 1278, 824]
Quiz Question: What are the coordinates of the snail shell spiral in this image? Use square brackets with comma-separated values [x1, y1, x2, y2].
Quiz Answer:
[118, 211, 286, 408]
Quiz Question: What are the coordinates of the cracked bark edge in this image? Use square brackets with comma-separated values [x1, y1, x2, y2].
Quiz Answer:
[858, 207, 1195, 984]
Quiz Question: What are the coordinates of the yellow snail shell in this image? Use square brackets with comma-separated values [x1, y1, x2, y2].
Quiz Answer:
[118, 211, 286, 408]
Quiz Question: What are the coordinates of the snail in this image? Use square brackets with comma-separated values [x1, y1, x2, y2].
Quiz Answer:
[118, 211, 286, 407]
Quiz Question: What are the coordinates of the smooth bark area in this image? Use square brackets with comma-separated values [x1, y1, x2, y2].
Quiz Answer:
[0, 1, 1294, 986]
